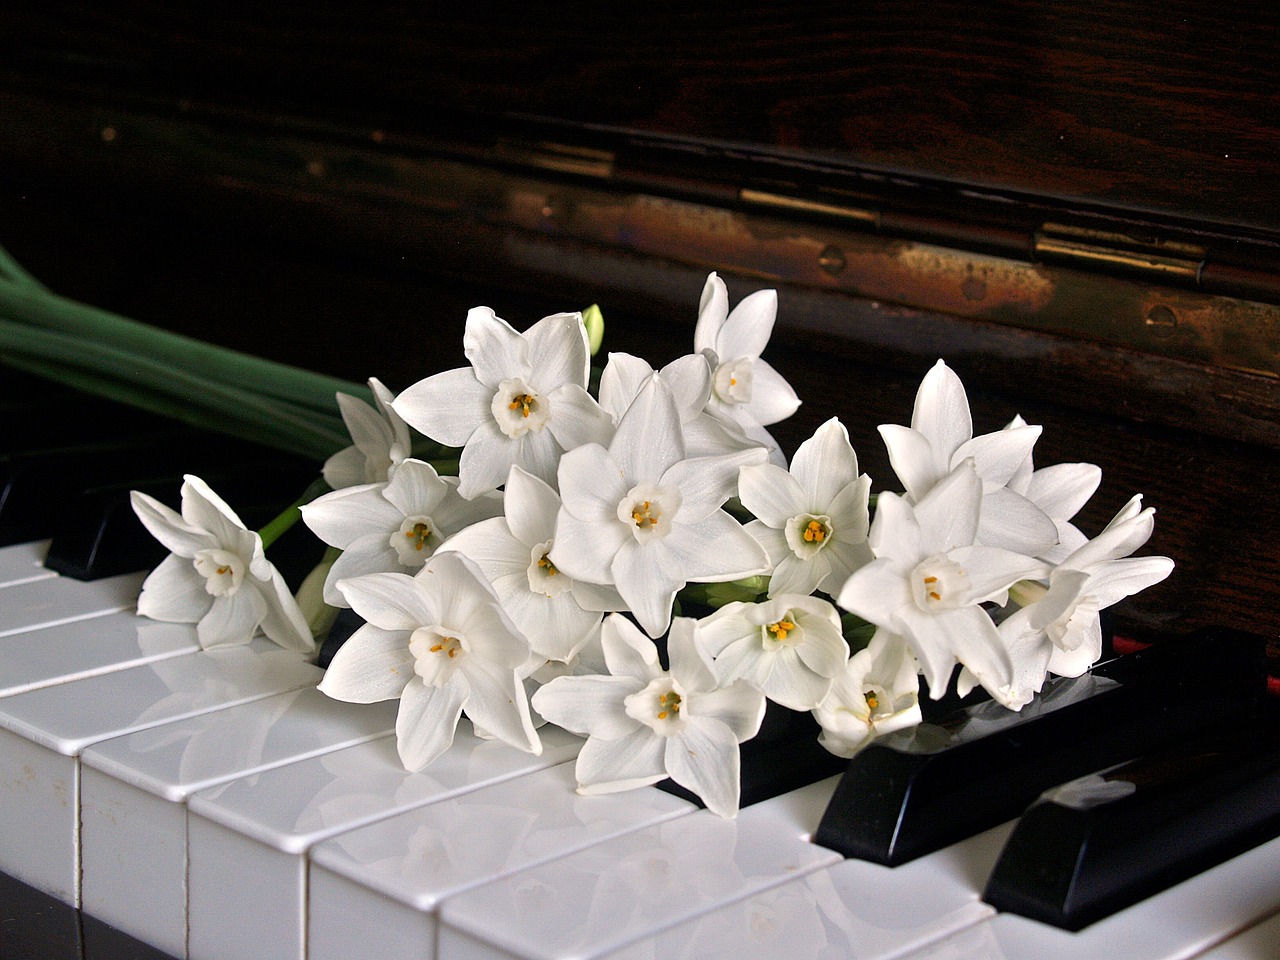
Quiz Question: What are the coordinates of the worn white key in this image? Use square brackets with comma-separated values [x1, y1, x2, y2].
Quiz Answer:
[436, 776, 843, 960]
[0, 611, 197, 698]
[0, 569, 145, 637]
[79, 687, 398, 958]
[0, 540, 56, 587]
[1192, 909, 1280, 959]
[0, 639, 320, 905]
[307, 760, 695, 960]
[979, 832, 1280, 960]
[185, 724, 583, 960]
[599, 820, 1013, 960]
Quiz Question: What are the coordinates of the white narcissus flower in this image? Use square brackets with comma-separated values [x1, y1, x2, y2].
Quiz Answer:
[550, 375, 770, 638]
[319, 553, 541, 772]
[697, 595, 848, 711]
[878, 360, 1057, 556]
[836, 460, 1048, 706]
[813, 629, 922, 758]
[392, 308, 611, 499]
[300, 458, 502, 607]
[130, 475, 313, 653]
[438, 465, 623, 664]
[1005, 414, 1102, 565]
[323, 377, 412, 489]
[694, 272, 800, 457]
[996, 495, 1174, 703]
[598, 351, 764, 460]
[738, 417, 873, 597]
[531, 613, 766, 818]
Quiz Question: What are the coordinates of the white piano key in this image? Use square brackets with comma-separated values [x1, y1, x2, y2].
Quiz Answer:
[0, 611, 198, 698]
[1192, 909, 1280, 959]
[436, 776, 843, 960]
[0, 568, 145, 637]
[979, 832, 1280, 960]
[307, 761, 696, 960]
[78, 687, 399, 958]
[0, 540, 55, 587]
[185, 724, 583, 960]
[0, 638, 320, 905]
[598, 821, 1014, 960]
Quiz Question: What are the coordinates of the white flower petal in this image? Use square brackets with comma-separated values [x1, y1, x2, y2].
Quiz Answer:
[666, 719, 741, 818]
[256, 571, 315, 654]
[1047, 615, 1104, 677]
[575, 726, 668, 794]
[667, 617, 718, 692]
[611, 542, 683, 638]
[318, 623, 414, 702]
[556, 443, 630, 522]
[463, 306, 530, 387]
[456, 419, 519, 499]
[664, 513, 770, 583]
[745, 519, 791, 568]
[526, 312, 589, 391]
[766, 552, 825, 599]
[659, 353, 715, 420]
[913, 461, 982, 553]
[837, 559, 912, 631]
[381, 459, 448, 517]
[549, 510, 630, 586]
[744, 358, 801, 426]
[179, 475, 252, 549]
[321, 445, 370, 491]
[791, 418, 858, 507]
[531, 674, 643, 739]
[718, 287, 777, 360]
[600, 613, 662, 682]
[130, 490, 216, 558]
[911, 360, 972, 464]
[661, 447, 767, 521]
[610, 376, 685, 484]
[693, 273, 730, 355]
[393, 367, 492, 447]
[569, 579, 628, 613]
[196, 587, 268, 649]
[395, 677, 468, 772]
[954, 425, 1042, 491]
[1085, 556, 1174, 610]
[977, 487, 1059, 556]
[301, 483, 401, 550]
[494, 467, 558, 547]
[461, 660, 540, 755]
[737, 463, 807, 528]
[762, 653, 834, 711]
[322, 536, 399, 606]
[949, 545, 1048, 605]
[337, 572, 438, 631]
[1027, 462, 1102, 521]
[136, 553, 212, 622]
[545, 383, 614, 451]
[1066, 505, 1156, 570]
[877, 424, 942, 503]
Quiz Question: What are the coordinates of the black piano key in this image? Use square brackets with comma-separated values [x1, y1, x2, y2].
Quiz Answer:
[983, 708, 1280, 930]
[813, 630, 1272, 865]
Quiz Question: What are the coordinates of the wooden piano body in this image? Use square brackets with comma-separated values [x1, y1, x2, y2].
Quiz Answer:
[1, 4, 1279, 958]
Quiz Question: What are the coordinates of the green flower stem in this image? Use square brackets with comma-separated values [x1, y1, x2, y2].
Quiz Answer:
[0, 318, 350, 459]
[0, 247, 46, 289]
[259, 476, 334, 550]
[0, 278, 370, 414]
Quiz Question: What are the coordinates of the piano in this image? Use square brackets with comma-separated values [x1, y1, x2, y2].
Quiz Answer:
[2, 4, 1279, 958]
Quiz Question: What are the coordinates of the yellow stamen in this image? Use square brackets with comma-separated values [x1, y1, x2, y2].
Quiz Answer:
[508, 393, 536, 418]
[767, 619, 796, 640]
[405, 521, 432, 551]
[656, 690, 682, 720]
[929, 591, 942, 601]
[632, 500, 659, 528]
[924, 575, 938, 584]
[865, 691, 880, 711]
[537, 555, 557, 576]
[803, 519, 827, 543]
[216, 565, 230, 575]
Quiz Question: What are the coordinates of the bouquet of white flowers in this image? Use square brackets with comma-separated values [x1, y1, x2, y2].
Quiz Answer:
[129, 273, 1173, 818]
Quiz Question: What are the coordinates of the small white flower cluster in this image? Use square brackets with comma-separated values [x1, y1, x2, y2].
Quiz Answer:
[130, 273, 1173, 818]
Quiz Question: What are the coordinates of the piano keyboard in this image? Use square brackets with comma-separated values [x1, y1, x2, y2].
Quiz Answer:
[3, 539, 1279, 960]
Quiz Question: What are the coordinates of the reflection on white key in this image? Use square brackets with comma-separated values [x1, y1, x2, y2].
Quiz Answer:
[0, 638, 320, 905]
[0, 540, 56, 587]
[0, 612, 197, 698]
[0, 569, 145, 637]
[307, 761, 695, 960]
[1194, 908, 1280, 959]
[79, 687, 398, 958]
[984, 832, 1280, 960]
[436, 777, 843, 960]
[185, 725, 583, 960]
[601, 822, 1013, 960]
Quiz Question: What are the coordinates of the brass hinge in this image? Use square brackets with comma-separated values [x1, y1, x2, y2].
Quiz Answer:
[739, 188, 879, 227]
[1033, 222, 1206, 283]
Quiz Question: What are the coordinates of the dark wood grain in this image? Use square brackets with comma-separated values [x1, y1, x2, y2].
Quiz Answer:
[3, 2, 1279, 237]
